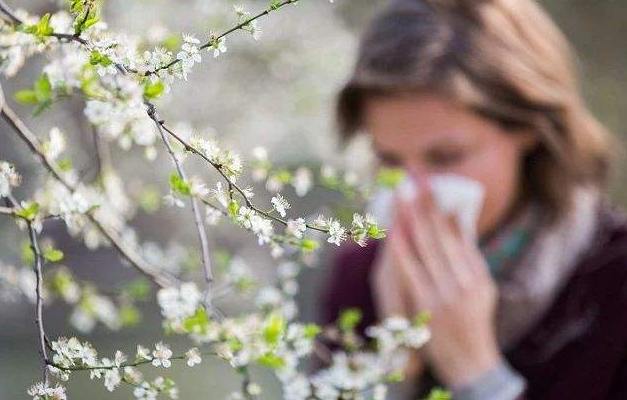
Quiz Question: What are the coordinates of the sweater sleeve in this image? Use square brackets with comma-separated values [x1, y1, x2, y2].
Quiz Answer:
[451, 361, 527, 400]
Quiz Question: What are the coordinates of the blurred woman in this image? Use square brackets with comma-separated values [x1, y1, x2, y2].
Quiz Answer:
[321, 0, 627, 399]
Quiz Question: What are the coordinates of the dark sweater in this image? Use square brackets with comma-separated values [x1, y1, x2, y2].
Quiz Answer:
[320, 203, 627, 399]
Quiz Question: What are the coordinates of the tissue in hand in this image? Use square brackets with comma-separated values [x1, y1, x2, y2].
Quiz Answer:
[367, 173, 485, 240]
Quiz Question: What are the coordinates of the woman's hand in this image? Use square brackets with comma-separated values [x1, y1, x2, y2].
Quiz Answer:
[383, 173, 502, 388]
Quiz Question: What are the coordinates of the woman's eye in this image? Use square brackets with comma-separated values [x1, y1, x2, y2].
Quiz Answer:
[427, 150, 467, 167]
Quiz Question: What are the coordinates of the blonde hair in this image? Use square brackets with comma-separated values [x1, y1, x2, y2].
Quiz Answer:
[338, 0, 615, 220]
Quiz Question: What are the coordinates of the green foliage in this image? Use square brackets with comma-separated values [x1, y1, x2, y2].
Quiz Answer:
[89, 51, 112, 68]
[138, 185, 161, 213]
[227, 199, 240, 217]
[414, 311, 431, 327]
[263, 313, 286, 346]
[303, 323, 321, 339]
[298, 238, 319, 252]
[15, 74, 53, 115]
[161, 34, 181, 52]
[123, 278, 151, 300]
[68, 0, 101, 35]
[182, 307, 210, 335]
[143, 80, 165, 100]
[169, 173, 191, 196]
[14, 202, 40, 221]
[269, 1, 283, 11]
[376, 167, 405, 189]
[20, 241, 35, 265]
[256, 352, 285, 369]
[50, 268, 75, 296]
[119, 304, 142, 327]
[43, 247, 64, 263]
[338, 308, 362, 332]
[57, 158, 73, 172]
[425, 388, 452, 400]
[22, 13, 53, 41]
[367, 224, 386, 240]
[385, 369, 405, 383]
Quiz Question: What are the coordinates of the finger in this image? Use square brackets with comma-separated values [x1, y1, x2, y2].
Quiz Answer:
[389, 227, 432, 311]
[397, 188, 452, 296]
[429, 209, 474, 287]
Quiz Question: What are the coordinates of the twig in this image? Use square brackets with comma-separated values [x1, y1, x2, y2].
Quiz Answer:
[47, 350, 217, 372]
[148, 0, 299, 76]
[0, 0, 20, 25]
[240, 366, 255, 400]
[158, 121, 338, 236]
[5, 195, 49, 384]
[147, 104, 213, 302]
[28, 221, 49, 385]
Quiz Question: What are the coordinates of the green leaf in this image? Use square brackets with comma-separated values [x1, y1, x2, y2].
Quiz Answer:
[169, 173, 191, 196]
[24, 13, 54, 40]
[161, 34, 181, 51]
[425, 388, 452, 400]
[89, 51, 112, 67]
[299, 239, 319, 252]
[21, 241, 35, 265]
[376, 167, 405, 189]
[15, 202, 40, 221]
[139, 186, 161, 213]
[123, 278, 150, 300]
[269, 1, 282, 11]
[43, 247, 64, 262]
[35, 73, 52, 97]
[303, 323, 321, 339]
[339, 308, 362, 332]
[414, 311, 431, 327]
[227, 199, 240, 216]
[256, 352, 285, 369]
[263, 313, 286, 345]
[119, 304, 141, 327]
[367, 225, 387, 240]
[57, 158, 73, 172]
[14, 90, 39, 104]
[182, 307, 210, 334]
[143, 80, 165, 100]
[16, 74, 53, 115]
[385, 369, 405, 383]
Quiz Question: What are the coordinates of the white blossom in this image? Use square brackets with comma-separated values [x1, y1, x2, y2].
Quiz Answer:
[286, 218, 306, 239]
[151, 342, 173, 368]
[185, 347, 202, 367]
[271, 194, 291, 217]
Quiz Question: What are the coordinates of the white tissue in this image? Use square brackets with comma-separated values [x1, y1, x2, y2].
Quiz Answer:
[366, 173, 485, 241]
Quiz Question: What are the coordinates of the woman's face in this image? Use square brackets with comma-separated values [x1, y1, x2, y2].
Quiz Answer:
[364, 92, 535, 238]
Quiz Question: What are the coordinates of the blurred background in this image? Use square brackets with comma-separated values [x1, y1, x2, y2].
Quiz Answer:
[0, 0, 625, 398]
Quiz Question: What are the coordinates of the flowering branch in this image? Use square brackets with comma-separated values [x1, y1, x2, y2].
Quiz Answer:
[28, 219, 49, 385]
[5, 194, 50, 384]
[147, 0, 299, 76]
[0, 99, 179, 288]
[147, 103, 213, 305]
[47, 350, 216, 372]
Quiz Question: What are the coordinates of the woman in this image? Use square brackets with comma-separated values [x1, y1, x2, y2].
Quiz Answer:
[321, 0, 627, 399]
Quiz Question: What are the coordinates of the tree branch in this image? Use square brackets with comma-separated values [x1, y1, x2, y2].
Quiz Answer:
[147, 103, 213, 302]
[28, 220, 49, 385]
[0, 103, 178, 288]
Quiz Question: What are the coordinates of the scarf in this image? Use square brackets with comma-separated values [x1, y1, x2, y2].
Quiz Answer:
[492, 188, 601, 350]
